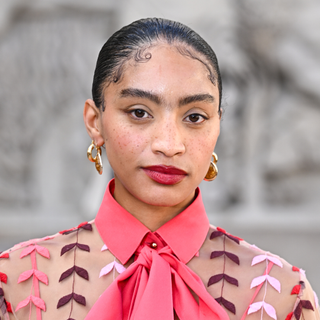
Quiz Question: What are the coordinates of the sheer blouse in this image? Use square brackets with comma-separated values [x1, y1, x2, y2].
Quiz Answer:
[0, 180, 319, 320]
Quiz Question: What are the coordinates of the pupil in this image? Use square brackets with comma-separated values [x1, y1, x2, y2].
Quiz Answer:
[190, 114, 199, 122]
[135, 110, 144, 118]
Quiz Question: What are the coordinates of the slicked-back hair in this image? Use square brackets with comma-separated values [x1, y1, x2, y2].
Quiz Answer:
[92, 18, 222, 112]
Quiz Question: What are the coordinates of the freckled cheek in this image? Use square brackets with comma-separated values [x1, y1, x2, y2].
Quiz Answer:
[187, 134, 218, 169]
[106, 128, 149, 160]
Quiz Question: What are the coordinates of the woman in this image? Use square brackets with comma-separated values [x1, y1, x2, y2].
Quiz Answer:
[0, 18, 319, 320]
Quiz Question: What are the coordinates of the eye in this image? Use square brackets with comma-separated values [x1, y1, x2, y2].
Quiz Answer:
[184, 113, 207, 124]
[130, 109, 150, 119]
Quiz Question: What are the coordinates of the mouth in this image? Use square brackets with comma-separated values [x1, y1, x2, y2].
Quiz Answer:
[142, 165, 187, 185]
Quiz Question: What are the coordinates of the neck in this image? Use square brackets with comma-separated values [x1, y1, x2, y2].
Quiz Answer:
[112, 178, 195, 231]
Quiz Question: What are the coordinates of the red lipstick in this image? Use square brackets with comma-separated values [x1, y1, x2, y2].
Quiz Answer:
[142, 165, 187, 185]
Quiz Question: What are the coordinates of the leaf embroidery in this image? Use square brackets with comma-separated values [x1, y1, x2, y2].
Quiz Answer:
[0, 272, 7, 284]
[59, 266, 89, 282]
[210, 250, 239, 265]
[61, 243, 77, 255]
[6, 301, 12, 313]
[208, 273, 238, 287]
[0, 253, 9, 259]
[210, 227, 243, 244]
[57, 224, 92, 319]
[57, 293, 86, 308]
[248, 301, 277, 320]
[291, 284, 301, 295]
[20, 245, 50, 259]
[215, 296, 236, 314]
[99, 261, 126, 278]
[101, 244, 108, 252]
[250, 275, 281, 293]
[285, 311, 294, 320]
[18, 269, 48, 285]
[16, 295, 46, 312]
[208, 227, 240, 315]
[251, 254, 283, 268]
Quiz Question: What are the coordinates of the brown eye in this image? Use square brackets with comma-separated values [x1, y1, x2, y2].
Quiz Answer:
[185, 113, 207, 124]
[131, 109, 149, 119]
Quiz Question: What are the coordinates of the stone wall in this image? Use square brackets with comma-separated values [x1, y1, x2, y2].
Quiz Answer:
[0, 0, 319, 293]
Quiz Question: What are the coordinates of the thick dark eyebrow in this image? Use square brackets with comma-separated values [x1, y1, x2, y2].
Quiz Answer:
[119, 88, 214, 107]
[120, 88, 161, 104]
[179, 94, 215, 107]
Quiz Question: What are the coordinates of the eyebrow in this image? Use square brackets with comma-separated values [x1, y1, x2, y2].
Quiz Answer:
[120, 88, 162, 104]
[119, 88, 215, 107]
[178, 94, 215, 107]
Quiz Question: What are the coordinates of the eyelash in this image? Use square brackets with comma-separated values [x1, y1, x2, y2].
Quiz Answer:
[129, 109, 208, 124]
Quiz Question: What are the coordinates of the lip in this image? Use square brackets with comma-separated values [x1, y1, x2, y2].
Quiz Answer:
[142, 165, 187, 185]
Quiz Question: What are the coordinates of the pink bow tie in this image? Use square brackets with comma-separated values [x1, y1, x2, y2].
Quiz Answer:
[85, 245, 228, 320]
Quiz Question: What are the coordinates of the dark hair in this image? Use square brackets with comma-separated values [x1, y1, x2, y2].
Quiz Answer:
[92, 18, 222, 113]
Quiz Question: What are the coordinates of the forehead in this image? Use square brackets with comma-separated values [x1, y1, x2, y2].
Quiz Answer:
[106, 44, 219, 103]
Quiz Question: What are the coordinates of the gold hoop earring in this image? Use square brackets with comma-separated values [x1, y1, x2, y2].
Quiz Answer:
[87, 141, 103, 175]
[204, 152, 218, 181]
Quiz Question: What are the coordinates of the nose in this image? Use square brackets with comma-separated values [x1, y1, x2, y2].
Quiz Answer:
[151, 119, 186, 157]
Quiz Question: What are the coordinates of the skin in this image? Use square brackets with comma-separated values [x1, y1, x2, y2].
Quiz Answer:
[84, 44, 221, 231]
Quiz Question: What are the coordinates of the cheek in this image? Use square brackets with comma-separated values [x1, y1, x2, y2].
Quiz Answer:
[188, 128, 219, 167]
[105, 124, 149, 162]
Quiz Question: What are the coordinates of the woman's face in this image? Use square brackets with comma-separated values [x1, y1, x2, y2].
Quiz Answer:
[95, 44, 220, 208]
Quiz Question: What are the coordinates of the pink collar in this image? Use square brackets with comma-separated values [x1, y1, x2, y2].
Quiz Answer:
[95, 179, 209, 265]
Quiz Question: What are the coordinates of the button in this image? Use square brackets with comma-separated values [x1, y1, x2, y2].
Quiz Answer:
[150, 242, 158, 249]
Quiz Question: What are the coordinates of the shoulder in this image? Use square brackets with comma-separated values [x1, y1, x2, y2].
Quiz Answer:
[0, 221, 115, 320]
[189, 225, 320, 320]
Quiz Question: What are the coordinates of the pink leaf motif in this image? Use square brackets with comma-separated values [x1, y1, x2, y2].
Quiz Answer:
[248, 301, 277, 320]
[31, 296, 46, 311]
[251, 254, 283, 268]
[76, 243, 90, 252]
[18, 269, 48, 284]
[250, 275, 281, 293]
[101, 244, 108, 252]
[215, 296, 236, 314]
[20, 246, 36, 258]
[15, 295, 46, 312]
[35, 245, 50, 259]
[61, 243, 77, 256]
[114, 261, 126, 274]
[314, 291, 319, 309]
[34, 270, 49, 285]
[18, 270, 34, 283]
[99, 261, 126, 278]
[16, 296, 31, 311]
[267, 255, 283, 268]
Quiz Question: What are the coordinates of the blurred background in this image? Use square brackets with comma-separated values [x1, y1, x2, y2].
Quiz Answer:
[0, 0, 319, 292]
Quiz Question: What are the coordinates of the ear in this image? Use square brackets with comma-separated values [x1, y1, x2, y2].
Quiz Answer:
[83, 99, 105, 147]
